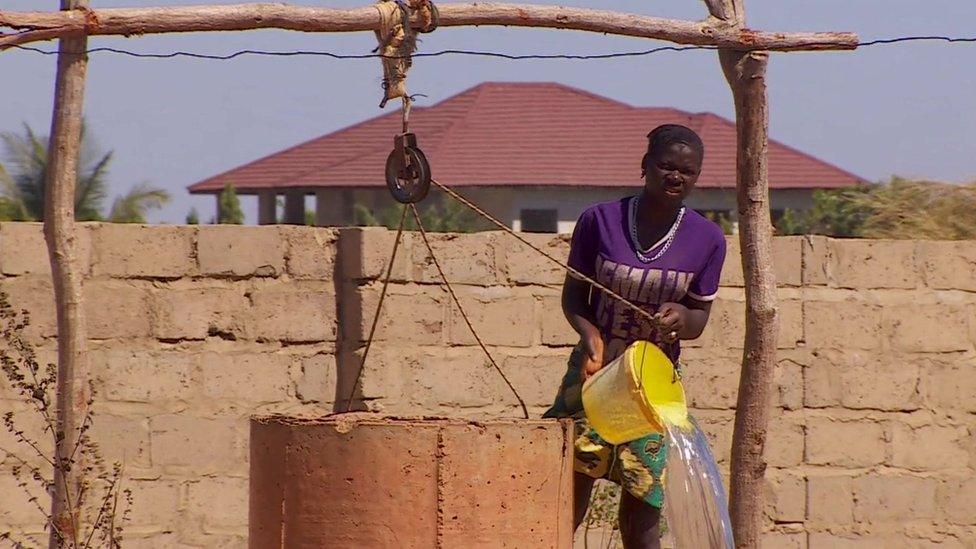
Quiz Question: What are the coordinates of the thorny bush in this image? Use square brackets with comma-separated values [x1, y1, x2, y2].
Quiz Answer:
[0, 289, 131, 548]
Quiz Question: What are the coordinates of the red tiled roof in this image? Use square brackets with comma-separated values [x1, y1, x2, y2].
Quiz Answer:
[187, 82, 863, 193]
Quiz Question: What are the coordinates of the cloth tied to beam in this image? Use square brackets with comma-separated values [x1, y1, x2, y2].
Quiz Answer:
[374, 0, 437, 108]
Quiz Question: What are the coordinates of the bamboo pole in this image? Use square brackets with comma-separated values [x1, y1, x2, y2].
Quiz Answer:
[44, 0, 91, 545]
[706, 0, 779, 547]
[0, 3, 857, 52]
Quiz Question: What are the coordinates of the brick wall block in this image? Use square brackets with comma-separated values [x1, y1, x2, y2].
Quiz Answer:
[539, 295, 578, 346]
[0, 474, 49, 528]
[447, 288, 536, 347]
[829, 239, 917, 289]
[91, 348, 196, 403]
[766, 413, 805, 468]
[764, 469, 806, 523]
[775, 356, 804, 410]
[198, 352, 293, 405]
[341, 227, 415, 281]
[282, 226, 337, 280]
[805, 301, 883, 350]
[85, 281, 152, 339]
[680, 353, 739, 409]
[890, 423, 970, 471]
[806, 417, 886, 467]
[802, 235, 830, 286]
[150, 415, 247, 474]
[917, 241, 976, 292]
[804, 350, 921, 410]
[247, 284, 336, 342]
[720, 236, 743, 287]
[0, 276, 56, 338]
[919, 354, 976, 412]
[498, 350, 567, 408]
[402, 348, 520, 410]
[853, 474, 938, 521]
[151, 286, 248, 340]
[186, 476, 249, 532]
[938, 478, 976, 525]
[409, 232, 502, 285]
[0, 222, 90, 276]
[806, 473, 855, 525]
[884, 304, 973, 353]
[761, 532, 806, 549]
[294, 352, 337, 405]
[126, 478, 183, 531]
[347, 286, 445, 345]
[90, 412, 152, 469]
[499, 233, 569, 286]
[91, 224, 195, 278]
[198, 225, 284, 277]
[772, 236, 803, 287]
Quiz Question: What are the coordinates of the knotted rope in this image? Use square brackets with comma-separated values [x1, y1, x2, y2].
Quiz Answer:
[374, 0, 438, 120]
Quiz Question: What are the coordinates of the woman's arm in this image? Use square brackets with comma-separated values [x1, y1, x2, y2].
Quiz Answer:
[561, 274, 604, 377]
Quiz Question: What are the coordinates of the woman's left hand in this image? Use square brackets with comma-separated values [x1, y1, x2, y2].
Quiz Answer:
[655, 302, 689, 343]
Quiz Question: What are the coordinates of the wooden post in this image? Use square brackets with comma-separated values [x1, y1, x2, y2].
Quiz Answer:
[704, 1, 779, 547]
[43, 0, 91, 546]
[721, 49, 777, 549]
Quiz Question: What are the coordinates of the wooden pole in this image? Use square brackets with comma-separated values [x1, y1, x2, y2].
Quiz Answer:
[0, 3, 858, 52]
[721, 49, 777, 549]
[705, 0, 779, 547]
[44, 0, 91, 545]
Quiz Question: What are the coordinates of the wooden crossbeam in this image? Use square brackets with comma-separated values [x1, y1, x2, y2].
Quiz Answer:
[1, 3, 857, 52]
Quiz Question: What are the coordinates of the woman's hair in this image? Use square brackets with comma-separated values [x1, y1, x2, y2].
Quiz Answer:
[642, 124, 705, 172]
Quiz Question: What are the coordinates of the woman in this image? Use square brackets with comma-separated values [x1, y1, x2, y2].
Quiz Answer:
[544, 124, 727, 548]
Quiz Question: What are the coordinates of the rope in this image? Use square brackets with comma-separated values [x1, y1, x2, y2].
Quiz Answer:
[343, 205, 409, 412]
[409, 203, 530, 419]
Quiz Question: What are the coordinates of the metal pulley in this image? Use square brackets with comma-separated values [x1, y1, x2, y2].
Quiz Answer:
[385, 132, 431, 203]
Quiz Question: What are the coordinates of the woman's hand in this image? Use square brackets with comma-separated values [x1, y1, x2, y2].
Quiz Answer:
[656, 302, 690, 343]
[580, 331, 605, 379]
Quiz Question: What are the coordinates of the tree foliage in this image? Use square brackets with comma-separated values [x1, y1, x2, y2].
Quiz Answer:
[775, 178, 976, 239]
[217, 183, 244, 224]
[0, 123, 169, 223]
[353, 199, 491, 232]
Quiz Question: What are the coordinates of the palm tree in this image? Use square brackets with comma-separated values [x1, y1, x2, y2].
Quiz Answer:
[0, 123, 169, 223]
[107, 183, 171, 223]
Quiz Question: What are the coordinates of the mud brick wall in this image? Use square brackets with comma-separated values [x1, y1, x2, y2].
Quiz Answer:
[1, 222, 975, 548]
[0, 223, 339, 548]
[345, 228, 976, 549]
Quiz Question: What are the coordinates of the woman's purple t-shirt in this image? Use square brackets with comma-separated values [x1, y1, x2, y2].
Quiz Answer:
[567, 197, 727, 364]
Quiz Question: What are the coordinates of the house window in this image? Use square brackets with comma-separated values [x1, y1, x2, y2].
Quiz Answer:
[520, 209, 558, 233]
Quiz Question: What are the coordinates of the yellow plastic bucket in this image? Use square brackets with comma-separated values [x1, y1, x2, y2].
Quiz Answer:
[581, 341, 691, 445]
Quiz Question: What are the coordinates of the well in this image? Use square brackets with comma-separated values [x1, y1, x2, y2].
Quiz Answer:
[249, 414, 574, 548]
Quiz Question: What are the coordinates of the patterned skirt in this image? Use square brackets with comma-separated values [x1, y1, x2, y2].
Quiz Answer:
[543, 345, 668, 508]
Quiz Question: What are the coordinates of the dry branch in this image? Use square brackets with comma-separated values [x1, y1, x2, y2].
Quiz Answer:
[0, 3, 857, 51]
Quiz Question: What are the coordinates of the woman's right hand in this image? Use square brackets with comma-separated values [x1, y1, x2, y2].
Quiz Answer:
[580, 332, 605, 380]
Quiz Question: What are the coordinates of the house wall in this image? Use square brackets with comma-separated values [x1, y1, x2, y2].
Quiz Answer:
[2, 222, 973, 548]
[308, 186, 817, 233]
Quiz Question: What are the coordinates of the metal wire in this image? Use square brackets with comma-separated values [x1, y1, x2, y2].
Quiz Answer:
[4, 35, 974, 61]
[342, 204, 409, 413]
[408, 203, 529, 419]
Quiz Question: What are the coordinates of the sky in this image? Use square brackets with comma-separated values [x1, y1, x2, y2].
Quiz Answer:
[2, 0, 975, 223]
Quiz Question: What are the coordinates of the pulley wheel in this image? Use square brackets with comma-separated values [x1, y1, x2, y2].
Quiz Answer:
[385, 146, 431, 203]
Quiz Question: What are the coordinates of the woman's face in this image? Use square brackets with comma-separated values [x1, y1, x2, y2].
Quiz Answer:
[643, 142, 702, 207]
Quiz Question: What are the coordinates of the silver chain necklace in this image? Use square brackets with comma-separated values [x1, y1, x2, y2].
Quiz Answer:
[628, 195, 685, 264]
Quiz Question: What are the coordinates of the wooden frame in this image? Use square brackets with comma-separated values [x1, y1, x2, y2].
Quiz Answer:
[2, 2, 855, 547]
